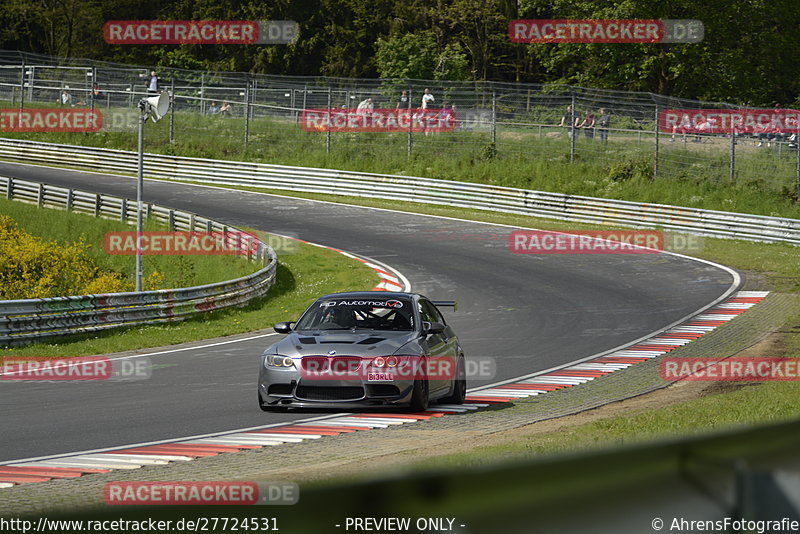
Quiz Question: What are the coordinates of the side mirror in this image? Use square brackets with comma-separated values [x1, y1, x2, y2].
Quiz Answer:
[424, 321, 446, 335]
[273, 321, 294, 334]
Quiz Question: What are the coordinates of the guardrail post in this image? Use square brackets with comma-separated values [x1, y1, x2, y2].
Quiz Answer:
[94, 194, 101, 217]
[653, 103, 659, 179]
[168, 210, 175, 231]
[189, 213, 196, 231]
[491, 91, 497, 158]
[244, 78, 251, 147]
[206, 220, 213, 232]
[570, 92, 576, 162]
[326, 87, 332, 154]
[407, 88, 413, 157]
[730, 131, 736, 182]
[120, 198, 128, 221]
[66, 189, 73, 211]
[6, 177, 13, 200]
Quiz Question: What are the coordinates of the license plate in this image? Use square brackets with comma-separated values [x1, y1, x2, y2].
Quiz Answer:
[367, 372, 395, 382]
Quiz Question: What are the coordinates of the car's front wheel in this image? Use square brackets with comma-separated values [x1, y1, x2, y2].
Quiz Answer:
[440, 356, 466, 404]
[409, 375, 429, 411]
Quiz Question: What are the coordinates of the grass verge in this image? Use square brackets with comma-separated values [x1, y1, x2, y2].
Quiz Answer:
[0, 206, 379, 357]
[2, 104, 800, 218]
[0, 196, 258, 290]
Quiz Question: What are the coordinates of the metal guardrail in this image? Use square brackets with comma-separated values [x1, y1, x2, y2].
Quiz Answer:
[0, 175, 277, 345]
[0, 137, 798, 245]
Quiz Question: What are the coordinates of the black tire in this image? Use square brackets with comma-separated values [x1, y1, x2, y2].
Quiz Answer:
[409, 375, 429, 411]
[441, 356, 466, 404]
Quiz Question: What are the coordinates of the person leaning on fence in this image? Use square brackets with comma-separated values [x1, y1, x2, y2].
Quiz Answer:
[207, 101, 220, 115]
[559, 105, 579, 138]
[579, 110, 596, 139]
[597, 108, 610, 142]
[219, 101, 232, 116]
[356, 97, 374, 126]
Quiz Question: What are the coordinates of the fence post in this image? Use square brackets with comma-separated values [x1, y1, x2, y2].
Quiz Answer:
[730, 131, 736, 182]
[244, 78, 251, 147]
[200, 72, 206, 115]
[491, 91, 497, 157]
[19, 62, 25, 113]
[653, 103, 659, 179]
[169, 70, 176, 144]
[326, 87, 332, 154]
[407, 88, 413, 157]
[796, 125, 800, 200]
[90, 66, 97, 111]
[570, 92, 576, 163]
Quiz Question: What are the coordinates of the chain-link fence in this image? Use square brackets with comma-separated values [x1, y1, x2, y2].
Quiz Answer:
[1, 50, 798, 197]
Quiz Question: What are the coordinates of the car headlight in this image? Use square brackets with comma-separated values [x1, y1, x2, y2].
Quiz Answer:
[265, 354, 295, 368]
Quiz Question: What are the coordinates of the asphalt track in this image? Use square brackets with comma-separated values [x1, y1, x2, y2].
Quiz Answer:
[0, 161, 737, 462]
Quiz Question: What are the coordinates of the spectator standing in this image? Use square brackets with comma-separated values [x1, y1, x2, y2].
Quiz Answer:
[421, 88, 435, 110]
[396, 90, 410, 110]
[579, 110, 596, 139]
[559, 105, 579, 138]
[146, 71, 160, 94]
[597, 108, 610, 143]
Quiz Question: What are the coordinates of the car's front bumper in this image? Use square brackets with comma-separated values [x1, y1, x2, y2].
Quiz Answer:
[258, 366, 415, 409]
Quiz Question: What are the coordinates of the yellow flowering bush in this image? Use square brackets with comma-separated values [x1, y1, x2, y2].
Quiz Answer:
[0, 215, 133, 299]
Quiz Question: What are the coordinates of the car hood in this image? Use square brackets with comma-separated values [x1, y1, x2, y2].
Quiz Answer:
[267, 330, 418, 358]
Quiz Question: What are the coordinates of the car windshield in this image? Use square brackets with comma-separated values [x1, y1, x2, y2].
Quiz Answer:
[295, 298, 414, 331]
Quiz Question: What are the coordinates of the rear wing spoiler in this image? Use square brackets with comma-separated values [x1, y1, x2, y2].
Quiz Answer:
[432, 300, 458, 312]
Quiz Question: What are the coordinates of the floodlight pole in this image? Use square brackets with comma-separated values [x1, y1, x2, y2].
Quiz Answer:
[136, 102, 147, 292]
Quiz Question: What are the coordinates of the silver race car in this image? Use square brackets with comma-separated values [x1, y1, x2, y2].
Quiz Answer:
[258, 292, 466, 411]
